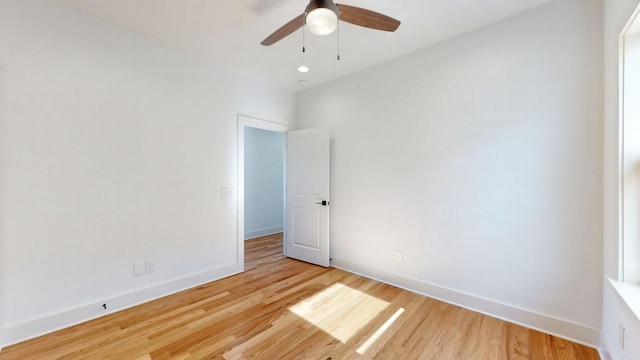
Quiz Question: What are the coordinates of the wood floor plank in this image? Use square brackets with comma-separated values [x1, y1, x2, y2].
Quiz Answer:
[0, 233, 599, 360]
[505, 322, 530, 359]
[372, 296, 435, 359]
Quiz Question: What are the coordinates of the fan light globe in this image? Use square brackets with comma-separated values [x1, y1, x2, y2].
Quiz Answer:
[306, 8, 338, 35]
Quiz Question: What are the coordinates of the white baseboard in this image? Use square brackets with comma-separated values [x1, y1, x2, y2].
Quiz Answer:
[330, 258, 600, 348]
[0, 262, 243, 349]
[244, 226, 283, 240]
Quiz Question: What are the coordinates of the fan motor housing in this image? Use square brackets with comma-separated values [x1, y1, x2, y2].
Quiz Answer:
[305, 0, 339, 16]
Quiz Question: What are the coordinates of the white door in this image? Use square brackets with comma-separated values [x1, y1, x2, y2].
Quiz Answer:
[286, 127, 330, 267]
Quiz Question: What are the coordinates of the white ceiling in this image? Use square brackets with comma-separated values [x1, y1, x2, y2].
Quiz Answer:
[53, 0, 551, 92]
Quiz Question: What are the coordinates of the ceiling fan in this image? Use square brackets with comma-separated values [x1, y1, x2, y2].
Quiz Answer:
[261, 0, 401, 46]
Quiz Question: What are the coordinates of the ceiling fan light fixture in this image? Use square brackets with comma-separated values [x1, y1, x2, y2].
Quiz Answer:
[304, 0, 339, 36]
[306, 8, 338, 35]
[261, 0, 400, 47]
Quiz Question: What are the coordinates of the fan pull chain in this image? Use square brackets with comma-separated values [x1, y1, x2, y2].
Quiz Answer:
[302, 17, 306, 53]
[337, 18, 341, 60]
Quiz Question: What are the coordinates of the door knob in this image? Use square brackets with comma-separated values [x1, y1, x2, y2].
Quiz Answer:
[315, 200, 329, 206]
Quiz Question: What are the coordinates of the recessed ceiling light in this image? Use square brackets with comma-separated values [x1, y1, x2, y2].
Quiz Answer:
[298, 65, 309, 73]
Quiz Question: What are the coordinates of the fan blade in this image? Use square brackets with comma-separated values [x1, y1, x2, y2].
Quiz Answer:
[337, 4, 400, 32]
[261, 14, 305, 46]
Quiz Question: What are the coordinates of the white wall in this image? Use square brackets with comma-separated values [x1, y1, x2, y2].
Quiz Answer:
[244, 127, 285, 239]
[0, 0, 294, 347]
[603, 0, 640, 359]
[296, 0, 603, 346]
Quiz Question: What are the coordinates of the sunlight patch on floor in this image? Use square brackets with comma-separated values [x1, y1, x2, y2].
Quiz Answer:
[289, 283, 389, 343]
[356, 307, 405, 354]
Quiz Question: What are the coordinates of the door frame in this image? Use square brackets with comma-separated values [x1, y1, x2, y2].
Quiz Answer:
[237, 114, 288, 269]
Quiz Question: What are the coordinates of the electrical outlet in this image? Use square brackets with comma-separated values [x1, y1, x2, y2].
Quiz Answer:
[145, 260, 155, 273]
[619, 323, 625, 348]
[394, 250, 403, 262]
[221, 187, 235, 198]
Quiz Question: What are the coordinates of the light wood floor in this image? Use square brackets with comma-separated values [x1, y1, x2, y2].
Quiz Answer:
[0, 233, 599, 359]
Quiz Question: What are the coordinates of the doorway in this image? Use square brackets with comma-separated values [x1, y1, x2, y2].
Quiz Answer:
[237, 114, 288, 268]
[244, 127, 285, 240]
